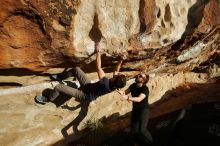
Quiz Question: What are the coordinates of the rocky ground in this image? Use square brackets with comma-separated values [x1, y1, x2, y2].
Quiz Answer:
[0, 70, 219, 146]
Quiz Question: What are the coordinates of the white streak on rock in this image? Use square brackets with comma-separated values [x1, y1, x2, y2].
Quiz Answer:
[177, 42, 206, 62]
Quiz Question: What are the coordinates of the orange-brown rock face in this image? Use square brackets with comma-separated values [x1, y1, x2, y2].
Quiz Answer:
[0, 0, 218, 73]
[197, 0, 220, 33]
[0, 1, 47, 70]
[0, 0, 76, 71]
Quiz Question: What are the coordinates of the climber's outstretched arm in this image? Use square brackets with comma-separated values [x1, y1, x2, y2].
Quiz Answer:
[96, 43, 105, 80]
[113, 54, 126, 76]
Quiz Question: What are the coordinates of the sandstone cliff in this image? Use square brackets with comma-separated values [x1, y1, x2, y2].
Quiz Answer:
[0, 0, 219, 146]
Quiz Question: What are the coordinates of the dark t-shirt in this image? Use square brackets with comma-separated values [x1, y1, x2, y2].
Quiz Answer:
[82, 77, 112, 101]
[129, 83, 149, 109]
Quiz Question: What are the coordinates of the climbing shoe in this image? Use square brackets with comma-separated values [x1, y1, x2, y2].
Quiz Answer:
[35, 95, 49, 104]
